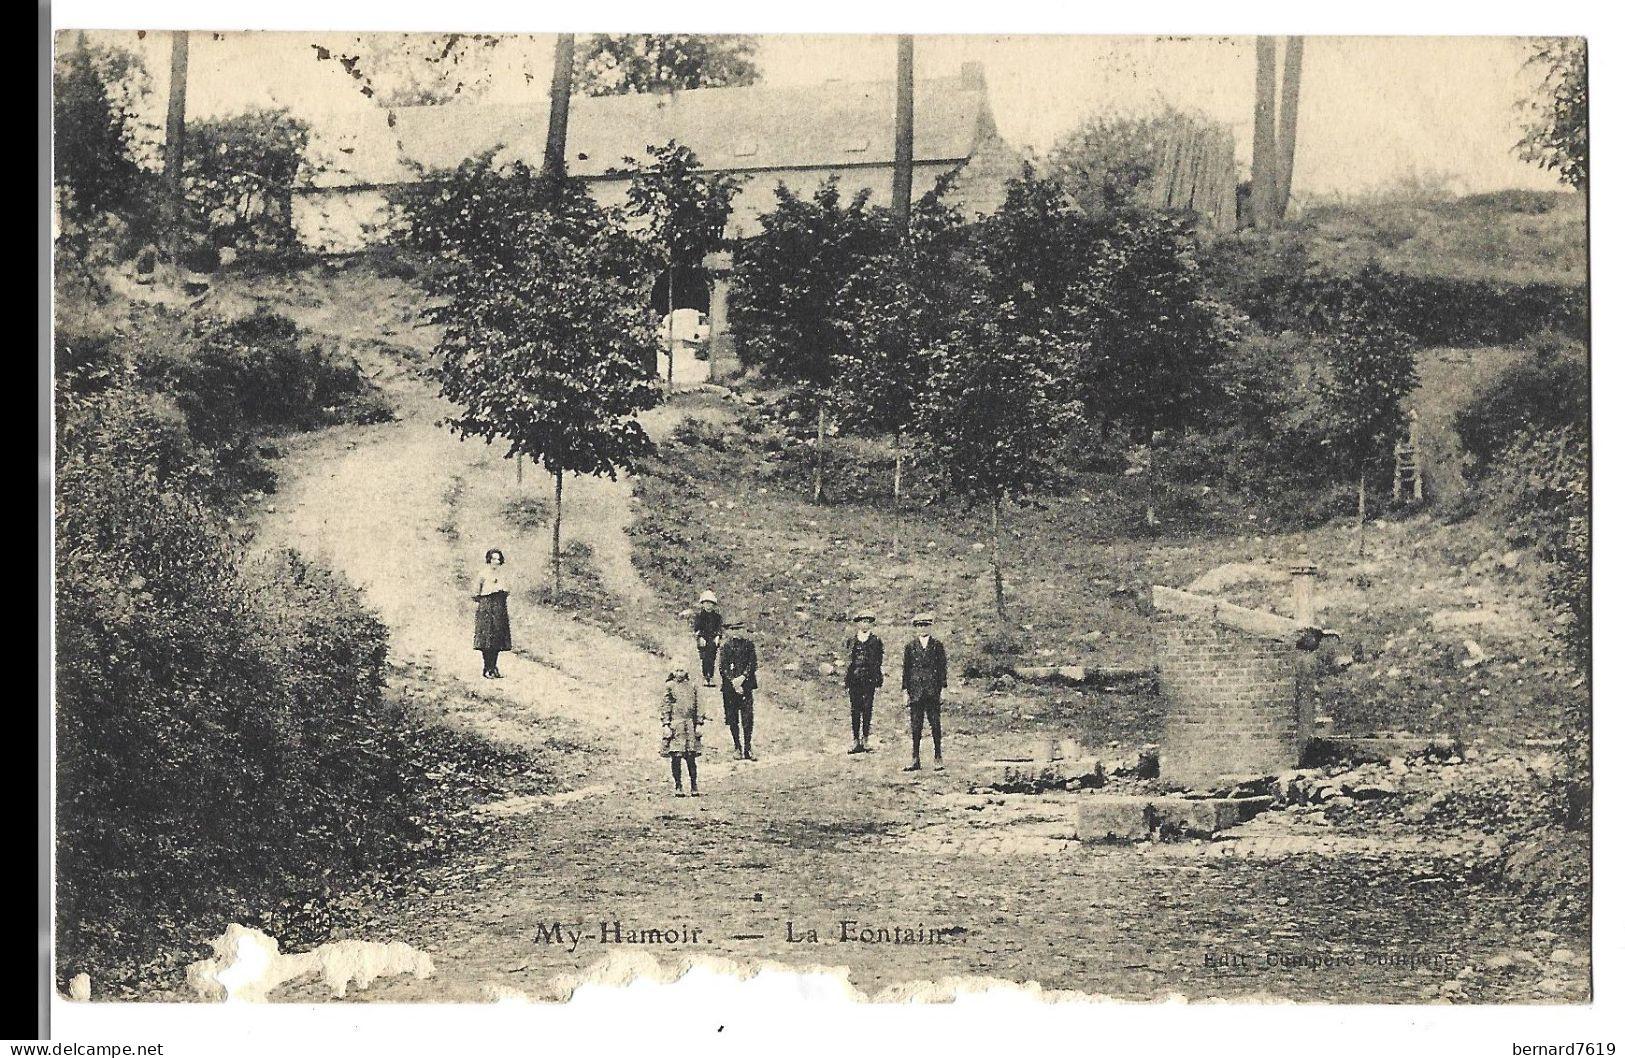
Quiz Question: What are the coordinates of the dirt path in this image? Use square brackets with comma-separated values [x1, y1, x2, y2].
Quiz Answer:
[248, 383, 1587, 1005]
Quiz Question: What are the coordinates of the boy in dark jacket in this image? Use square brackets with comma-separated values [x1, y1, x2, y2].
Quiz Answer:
[693, 590, 722, 687]
[901, 612, 948, 771]
[843, 609, 884, 754]
[719, 618, 759, 760]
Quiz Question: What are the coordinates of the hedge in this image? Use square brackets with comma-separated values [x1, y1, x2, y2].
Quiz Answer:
[1223, 268, 1588, 347]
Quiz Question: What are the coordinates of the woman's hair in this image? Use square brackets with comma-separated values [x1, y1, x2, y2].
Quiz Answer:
[484, 548, 505, 564]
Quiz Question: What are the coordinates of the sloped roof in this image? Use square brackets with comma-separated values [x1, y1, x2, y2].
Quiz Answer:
[300, 71, 993, 190]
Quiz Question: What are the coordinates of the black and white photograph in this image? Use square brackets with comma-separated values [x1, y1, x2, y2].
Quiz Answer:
[43, 8, 1598, 1044]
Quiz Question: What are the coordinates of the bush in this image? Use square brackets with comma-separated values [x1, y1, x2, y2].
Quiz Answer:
[141, 310, 388, 450]
[55, 391, 413, 989]
[184, 107, 312, 254]
[1455, 340, 1588, 477]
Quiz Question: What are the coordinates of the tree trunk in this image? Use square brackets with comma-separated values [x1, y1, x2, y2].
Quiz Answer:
[666, 275, 675, 390]
[164, 30, 190, 259]
[891, 35, 915, 228]
[543, 34, 575, 195]
[1250, 35, 1278, 229]
[552, 468, 565, 598]
[991, 496, 1007, 619]
[1276, 36, 1304, 221]
[892, 431, 905, 553]
[1356, 470, 1367, 558]
[812, 403, 826, 505]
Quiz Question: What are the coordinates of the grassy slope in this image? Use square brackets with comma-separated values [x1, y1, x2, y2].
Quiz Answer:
[1289, 190, 1587, 286]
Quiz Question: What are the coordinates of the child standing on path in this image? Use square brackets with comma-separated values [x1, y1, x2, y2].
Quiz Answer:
[660, 663, 703, 797]
[843, 609, 884, 754]
[693, 590, 723, 687]
[901, 612, 949, 771]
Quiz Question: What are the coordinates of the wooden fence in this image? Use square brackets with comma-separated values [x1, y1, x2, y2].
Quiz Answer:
[1141, 118, 1239, 234]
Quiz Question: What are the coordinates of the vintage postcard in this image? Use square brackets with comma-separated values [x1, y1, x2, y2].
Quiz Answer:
[48, 25, 1591, 1021]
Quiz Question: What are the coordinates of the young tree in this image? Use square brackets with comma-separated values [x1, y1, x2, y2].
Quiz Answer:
[624, 142, 740, 388]
[573, 34, 760, 96]
[913, 298, 1079, 618]
[731, 179, 892, 502]
[400, 158, 660, 594]
[1312, 308, 1419, 554]
[1517, 37, 1588, 191]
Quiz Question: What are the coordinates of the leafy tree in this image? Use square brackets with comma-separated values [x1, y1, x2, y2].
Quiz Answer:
[52, 34, 159, 270]
[574, 34, 760, 96]
[399, 156, 660, 593]
[184, 108, 312, 252]
[1073, 209, 1243, 437]
[974, 166, 1097, 336]
[913, 298, 1080, 618]
[624, 141, 740, 386]
[1517, 37, 1587, 191]
[732, 179, 893, 501]
[831, 179, 973, 512]
[1311, 307, 1418, 552]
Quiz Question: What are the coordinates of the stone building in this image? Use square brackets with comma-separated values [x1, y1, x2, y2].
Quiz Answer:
[292, 62, 1024, 253]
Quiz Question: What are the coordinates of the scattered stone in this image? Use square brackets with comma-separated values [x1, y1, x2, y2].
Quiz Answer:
[1333, 654, 1355, 671]
[68, 974, 90, 1001]
[1485, 953, 1516, 970]
[1550, 948, 1577, 964]
[1500, 550, 1522, 570]
[817, 662, 836, 677]
[1348, 780, 1398, 800]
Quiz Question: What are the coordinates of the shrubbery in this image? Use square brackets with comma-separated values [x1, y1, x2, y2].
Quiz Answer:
[54, 305, 412, 987]
[1482, 424, 1590, 827]
[55, 389, 414, 988]
[1454, 338, 1589, 478]
[1217, 265, 1587, 347]
[147, 310, 393, 449]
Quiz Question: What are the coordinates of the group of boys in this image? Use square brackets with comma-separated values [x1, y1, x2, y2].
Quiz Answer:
[692, 592, 950, 772]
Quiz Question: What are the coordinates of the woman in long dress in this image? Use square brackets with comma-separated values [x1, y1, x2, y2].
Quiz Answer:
[660, 663, 703, 797]
[473, 548, 513, 678]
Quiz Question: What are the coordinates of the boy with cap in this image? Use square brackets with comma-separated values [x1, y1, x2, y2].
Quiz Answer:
[693, 590, 722, 687]
[843, 610, 884, 754]
[719, 618, 759, 760]
[901, 612, 949, 771]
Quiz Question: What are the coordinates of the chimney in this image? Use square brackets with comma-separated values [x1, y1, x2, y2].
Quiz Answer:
[960, 61, 986, 90]
[1289, 564, 1320, 627]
